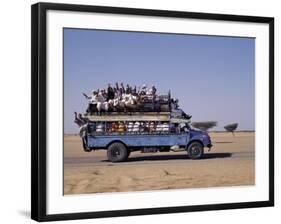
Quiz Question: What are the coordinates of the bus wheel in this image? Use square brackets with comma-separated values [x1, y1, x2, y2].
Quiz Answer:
[107, 142, 128, 162]
[187, 142, 204, 159]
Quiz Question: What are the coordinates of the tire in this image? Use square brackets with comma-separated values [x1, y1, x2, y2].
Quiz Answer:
[187, 142, 204, 159]
[107, 142, 128, 162]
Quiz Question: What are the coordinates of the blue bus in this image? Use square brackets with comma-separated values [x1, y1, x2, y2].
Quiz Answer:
[81, 120, 212, 162]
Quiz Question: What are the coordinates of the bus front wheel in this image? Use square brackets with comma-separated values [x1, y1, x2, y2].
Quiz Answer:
[187, 142, 204, 159]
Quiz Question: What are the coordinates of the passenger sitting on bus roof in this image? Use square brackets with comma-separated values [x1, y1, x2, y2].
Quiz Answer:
[83, 91, 98, 113]
[139, 84, 147, 95]
[120, 83, 125, 94]
[82, 90, 97, 103]
[170, 98, 179, 110]
[115, 82, 119, 91]
[97, 90, 106, 103]
[132, 85, 137, 96]
[125, 84, 130, 94]
[107, 84, 115, 101]
[90, 91, 98, 104]
[146, 85, 156, 95]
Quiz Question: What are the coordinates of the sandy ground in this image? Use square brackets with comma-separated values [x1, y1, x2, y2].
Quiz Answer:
[64, 132, 255, 195]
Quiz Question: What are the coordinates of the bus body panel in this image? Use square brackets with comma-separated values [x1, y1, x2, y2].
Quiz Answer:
[87, 133, 189, 149]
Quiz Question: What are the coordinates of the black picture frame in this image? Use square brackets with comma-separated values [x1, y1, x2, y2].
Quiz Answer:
[31, 2, 274, 222]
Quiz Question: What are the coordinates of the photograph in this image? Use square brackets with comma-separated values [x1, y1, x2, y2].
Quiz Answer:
[63, 28, 255, 195]
[31, 2, 274, 221]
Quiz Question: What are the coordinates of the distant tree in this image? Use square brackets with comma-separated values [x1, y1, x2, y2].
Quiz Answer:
[191, 121, 217, 131]
[224, 123, 238, 136]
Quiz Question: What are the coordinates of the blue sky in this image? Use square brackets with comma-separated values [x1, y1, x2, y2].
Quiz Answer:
[64, 28, 255, 134]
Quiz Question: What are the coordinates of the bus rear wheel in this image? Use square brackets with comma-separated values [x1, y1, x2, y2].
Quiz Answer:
[107, 142, 128, 162]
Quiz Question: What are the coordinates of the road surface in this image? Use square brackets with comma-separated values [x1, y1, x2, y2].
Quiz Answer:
[64, 132, 255, 194]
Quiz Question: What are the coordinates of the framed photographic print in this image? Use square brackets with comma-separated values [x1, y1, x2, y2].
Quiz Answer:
[31, 2, 274, 222]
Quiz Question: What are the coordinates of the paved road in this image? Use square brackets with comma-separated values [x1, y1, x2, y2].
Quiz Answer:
[64, 150, 254, 167]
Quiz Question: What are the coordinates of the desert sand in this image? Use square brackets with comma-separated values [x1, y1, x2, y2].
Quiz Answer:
[64, 132, 255, 195]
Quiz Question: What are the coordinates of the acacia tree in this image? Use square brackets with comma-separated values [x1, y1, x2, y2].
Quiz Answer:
[191, 121, 217, 131]
[224, 123, 238, 136]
